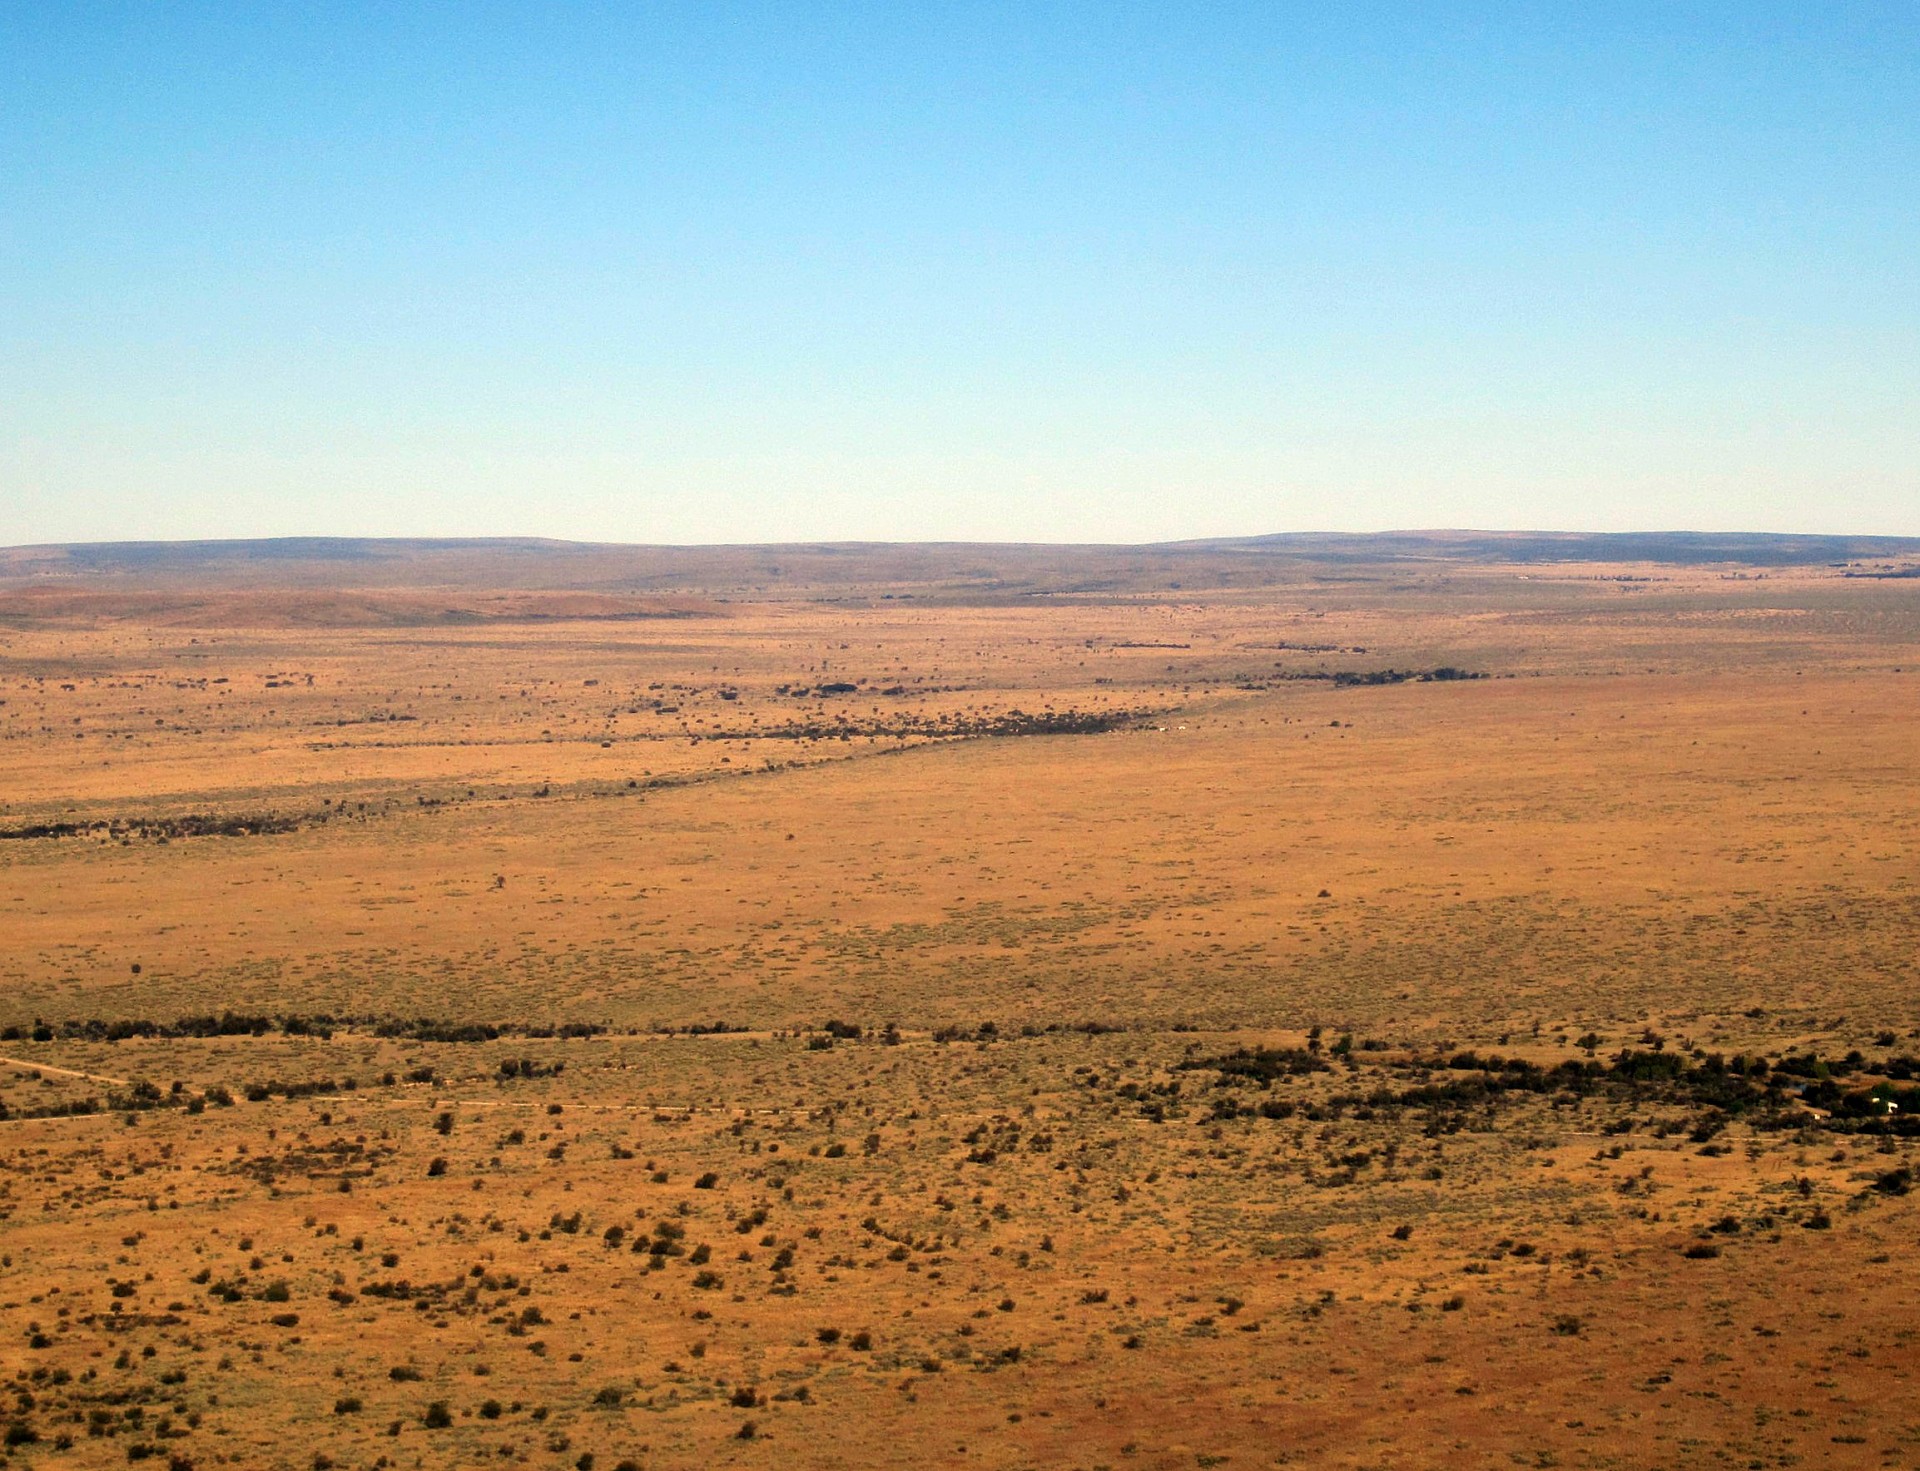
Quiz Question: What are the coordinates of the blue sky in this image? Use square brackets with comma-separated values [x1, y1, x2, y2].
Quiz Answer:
[3, 2, 1916, 544]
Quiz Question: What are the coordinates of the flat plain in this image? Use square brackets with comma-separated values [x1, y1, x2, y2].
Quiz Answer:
[1, 534, 1918, 1471]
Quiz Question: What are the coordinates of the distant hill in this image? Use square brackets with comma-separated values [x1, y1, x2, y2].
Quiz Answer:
[2, 530, 1916, 602]
[1177, 530, 1920, 566]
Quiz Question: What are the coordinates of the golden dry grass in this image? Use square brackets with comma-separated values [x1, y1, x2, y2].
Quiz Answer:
[1, 550, 1917, 1470]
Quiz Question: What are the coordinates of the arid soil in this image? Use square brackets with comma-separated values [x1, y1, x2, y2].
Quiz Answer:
[1, 543, 1917, 1470]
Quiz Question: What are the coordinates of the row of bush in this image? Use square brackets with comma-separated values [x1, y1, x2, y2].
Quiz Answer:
[1183, 1044, 1920, 1136]
[1, 1014, 609, 1045]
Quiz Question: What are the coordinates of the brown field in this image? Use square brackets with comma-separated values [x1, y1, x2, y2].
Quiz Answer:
[1, 536, 1918, 1471]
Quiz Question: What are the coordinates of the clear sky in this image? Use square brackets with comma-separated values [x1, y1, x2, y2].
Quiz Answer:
[3, 3, 1916, 545]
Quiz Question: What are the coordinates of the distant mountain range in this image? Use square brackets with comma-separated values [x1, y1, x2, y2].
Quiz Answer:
[2, 531, 1916, 600]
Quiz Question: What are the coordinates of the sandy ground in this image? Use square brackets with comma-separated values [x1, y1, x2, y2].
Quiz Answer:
[0, 553, 1917, 1469]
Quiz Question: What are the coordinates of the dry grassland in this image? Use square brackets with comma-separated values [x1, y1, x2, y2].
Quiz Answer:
[1, 551, 1918, 1470]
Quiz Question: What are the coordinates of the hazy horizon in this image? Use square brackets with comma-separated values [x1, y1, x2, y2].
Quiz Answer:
[8, 527, 1920, 561]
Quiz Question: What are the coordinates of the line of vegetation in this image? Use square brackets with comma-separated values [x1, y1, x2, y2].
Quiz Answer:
[657, 707, 1144, 742]
[1330, 666, 1484, 686]
[1224, 667, 1487, 692]
[1179, 1044, 1920, 1136]
[1, 1014, 610, 1044]
[2, 705, 1146, 845]
[0, 1060, 484, 1123]
[0, 812, 305, 842]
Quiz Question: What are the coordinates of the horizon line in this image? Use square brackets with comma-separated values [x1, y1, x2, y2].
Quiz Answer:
[9, 527, 1920, 556]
